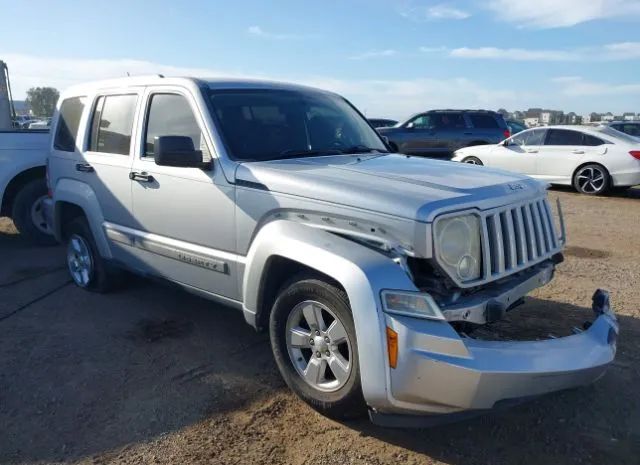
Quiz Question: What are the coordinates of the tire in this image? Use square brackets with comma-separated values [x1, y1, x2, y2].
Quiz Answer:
[64, 217, 117, 293]
[11, 179, 56, 246]
[269, 273, 366, 420]
[573, 164, 610, 195]
[462, 156, 484, 166]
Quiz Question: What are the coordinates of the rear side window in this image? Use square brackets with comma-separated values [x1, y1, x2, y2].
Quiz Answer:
[545, 129, 583, 146]
[621, 124, 640, 136]
[468, 113, 500, 129]
[54, 97, 85, 152]
[431, 112, 466, 129]
[89, 94, 137, 155]
[144, 93, 203, 157]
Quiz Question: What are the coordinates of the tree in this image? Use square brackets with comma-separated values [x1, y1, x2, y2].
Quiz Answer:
[25, 87, 59, 117]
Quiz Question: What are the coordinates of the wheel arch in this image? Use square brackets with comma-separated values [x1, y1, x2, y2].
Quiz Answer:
[572, 161, 611, 188]
[241, 219, 418, 410]
[0, 166, 46, 217]
[52, 178, 111, 258]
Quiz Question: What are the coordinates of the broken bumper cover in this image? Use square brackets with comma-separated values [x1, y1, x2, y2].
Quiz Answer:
[373, 290, 618, 426]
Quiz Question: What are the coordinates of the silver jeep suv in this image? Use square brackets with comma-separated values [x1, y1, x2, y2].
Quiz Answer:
[44, 77, 617, 426]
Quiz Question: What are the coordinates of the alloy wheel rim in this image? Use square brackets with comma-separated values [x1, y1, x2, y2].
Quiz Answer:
[464, 158, 479, 165]
[67, 234, 93, 287]
[577, 167, 605, 193]
[285, 300, 352, 393]
[30, 195, 52, 235]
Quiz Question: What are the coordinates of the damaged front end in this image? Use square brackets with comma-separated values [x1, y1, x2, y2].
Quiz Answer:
[374, 289, 618, 427]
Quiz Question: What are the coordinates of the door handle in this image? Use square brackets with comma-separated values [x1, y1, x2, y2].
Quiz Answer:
[525, 149, 538, 153]
[129, 171, 155, 182]
[75, 163, 94, 173]
[572, 149, 585, 154]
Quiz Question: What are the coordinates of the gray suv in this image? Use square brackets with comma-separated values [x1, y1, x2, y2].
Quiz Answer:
[44, 77, 617, 427]
[379, 109, 511, 157]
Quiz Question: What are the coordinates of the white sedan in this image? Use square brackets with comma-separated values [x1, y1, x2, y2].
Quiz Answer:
[452, 125, 640, 195]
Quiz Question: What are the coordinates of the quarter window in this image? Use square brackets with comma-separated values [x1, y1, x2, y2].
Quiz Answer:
[54, 97, 85, 152]
[144, 93, 204, 158]
[89, 94, 137, 155]
[582, 134, 605, 146]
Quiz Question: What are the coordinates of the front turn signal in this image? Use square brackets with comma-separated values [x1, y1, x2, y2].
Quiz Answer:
[386, 327, 398, 369]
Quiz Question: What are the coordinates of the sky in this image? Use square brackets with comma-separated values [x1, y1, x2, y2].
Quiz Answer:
[1, 0, 639, 120]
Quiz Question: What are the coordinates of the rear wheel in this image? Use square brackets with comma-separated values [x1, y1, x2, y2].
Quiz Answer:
[65, 217, 118, 293]
[269, 274, 365, 419]
[573, 164, 610, 195]
[462, 156, 484, 166]
[11, 179, 56, 245]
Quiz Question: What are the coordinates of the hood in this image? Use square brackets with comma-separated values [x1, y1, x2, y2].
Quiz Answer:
[235, 154, 546, 222]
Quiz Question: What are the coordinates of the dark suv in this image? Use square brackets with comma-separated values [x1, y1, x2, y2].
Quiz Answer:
[379, 110, 510, 157]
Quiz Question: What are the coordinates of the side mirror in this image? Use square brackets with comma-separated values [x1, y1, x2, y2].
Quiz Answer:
[154, 136, 210, 169]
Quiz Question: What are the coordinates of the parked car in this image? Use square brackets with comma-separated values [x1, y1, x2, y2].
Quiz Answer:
[378, 109, 510, 158]
[12, 115, 37, 129]
[29, 117, 52, 129]
[506, 119, 527, 134]
[452, 125, 640, 195]
[45, 77, 616, 426]
[368, 118, 398, 129]
[596, 121, 640, 140]
[0, 128, 55, 244]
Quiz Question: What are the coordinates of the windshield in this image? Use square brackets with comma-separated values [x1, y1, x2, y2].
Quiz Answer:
[208, 89, 387, 161]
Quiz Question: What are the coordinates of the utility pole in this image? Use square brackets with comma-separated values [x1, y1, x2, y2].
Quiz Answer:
[0, 60, 15, 130]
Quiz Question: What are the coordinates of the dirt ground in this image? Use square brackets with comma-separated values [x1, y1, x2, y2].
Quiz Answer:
[1, 187, 639, 465]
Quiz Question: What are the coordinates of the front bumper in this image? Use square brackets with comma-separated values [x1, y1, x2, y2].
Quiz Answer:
[374, 290, 618, 426]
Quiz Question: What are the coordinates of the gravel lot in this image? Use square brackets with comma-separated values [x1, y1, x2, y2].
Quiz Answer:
[1, 188, 639, 465]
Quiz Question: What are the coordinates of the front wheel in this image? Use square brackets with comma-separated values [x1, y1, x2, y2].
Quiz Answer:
[573, 164, 610, 195]
[462, 156, 484, 166]
[269, 274, 365, 420]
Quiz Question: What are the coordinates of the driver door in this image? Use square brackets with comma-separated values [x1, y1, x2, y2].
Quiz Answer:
[126, 87, 239, 300]
[402, 114, 437, 155]
[486, 128, 545, 175]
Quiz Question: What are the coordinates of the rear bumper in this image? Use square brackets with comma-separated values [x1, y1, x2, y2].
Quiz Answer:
[374, 290, 618, 425]
[611, 170, 640, 187]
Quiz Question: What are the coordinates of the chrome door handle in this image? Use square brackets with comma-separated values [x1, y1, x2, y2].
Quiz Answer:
[525, 149, 538, 153]
[572, 149, 585, 154]
[129, 171, 154, 182]
[75, 163, 94, 173]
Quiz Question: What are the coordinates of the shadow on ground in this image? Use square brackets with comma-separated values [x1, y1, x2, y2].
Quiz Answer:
[1, 222, 639, 464]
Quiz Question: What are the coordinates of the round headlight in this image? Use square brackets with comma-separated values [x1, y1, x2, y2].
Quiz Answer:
[434, 214, 482, 283]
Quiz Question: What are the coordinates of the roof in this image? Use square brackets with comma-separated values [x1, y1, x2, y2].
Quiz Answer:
[59, 75, 333, 98]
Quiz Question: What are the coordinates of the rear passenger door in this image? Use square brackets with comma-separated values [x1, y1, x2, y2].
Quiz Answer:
[127, 87, 238, 300]
[81, 92, 139, 260]
[536, 129, 607, 183]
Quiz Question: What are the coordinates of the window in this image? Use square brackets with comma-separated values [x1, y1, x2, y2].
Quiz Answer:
[144, 94, 203, 157]
[408, 114, 432, 129]
[511, 129, 545, 146]
[54, 97, 85, 152]
[431, 112, 466, 129]
[582, 134, 605, 146]
[208, 89, 387, 161]
[89, 94, 137, 155]
[621, 124, 640, 136]
[545, 129, 583, 146]
[468, 113, 499, 129]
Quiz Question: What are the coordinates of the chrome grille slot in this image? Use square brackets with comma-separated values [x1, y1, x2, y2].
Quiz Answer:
[480, 198, 561, 283]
